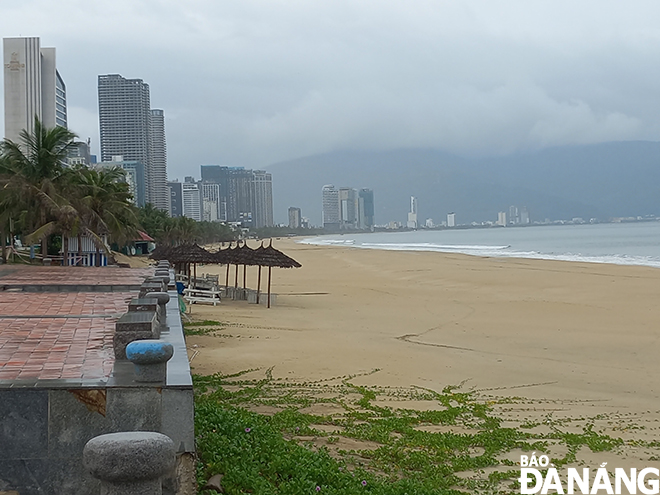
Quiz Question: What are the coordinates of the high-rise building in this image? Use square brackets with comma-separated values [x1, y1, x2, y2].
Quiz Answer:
[407, 196, 418, 229]
[96, 156, 146, 207]
[358, 189, 375, 230]
[288, 207, 302, 229]
[339, 187, 358, 229]
[252, 170, 274, 228]
[497, 211, 507, 226]
[149, 109, 169, 212]
[520, 206, 530, 225]
[3, 37, 67, 143]
[168, 180, 183, 217]
[447, 212, 456, 227]
[67, 140, 92, 166]
[201, 182, 221, 222]
[98, 74, 168, 210]
[182, 181, 201, 221]
[322, 185, 340, 230]
[199, 165, 273, 227]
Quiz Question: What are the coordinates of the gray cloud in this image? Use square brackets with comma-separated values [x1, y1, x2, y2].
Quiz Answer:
[2, 0, 660, 178]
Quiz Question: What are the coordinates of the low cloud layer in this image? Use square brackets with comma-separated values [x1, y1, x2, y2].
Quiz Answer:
[2, 1, 660, 178]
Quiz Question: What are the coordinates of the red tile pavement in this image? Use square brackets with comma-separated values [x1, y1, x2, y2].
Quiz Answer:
[0, 317, 118, 380]
[0, 287, 144, 381]
[0, 292, 133, 317]
[0, 266, 151, 286]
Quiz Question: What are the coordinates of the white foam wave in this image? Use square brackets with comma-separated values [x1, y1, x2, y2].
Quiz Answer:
[299, 237, 660, 268]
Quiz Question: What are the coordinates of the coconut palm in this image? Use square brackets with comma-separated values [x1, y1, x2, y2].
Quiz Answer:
[0, 117, 77, 257]
[68, 165, 139, 265]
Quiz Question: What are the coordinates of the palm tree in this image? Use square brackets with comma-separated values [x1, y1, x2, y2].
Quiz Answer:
[69, 165, 139, 266]
[0, 117, 77, 258]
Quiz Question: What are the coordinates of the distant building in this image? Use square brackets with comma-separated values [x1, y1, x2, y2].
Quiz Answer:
[358, 188, 375, 230]
[407, 196, 418, 229]
[520, 206, 530, 225]
[252, 170, 274, 228]
[149, 109, 169, 212]
[288, 207, 302, 229]
[425, 218, 434, 228]
[322, 185, 340, 230]
[339, 187, 358, 229]
[447, 212, 456, 227]
[98, 74, 168, 211]
[497, 211, 507, 226]
[508, 205, 519, 225]
[96, 156, 146, 207]
[168, 180, 183, 217]
[3, 37, 67, 143]
[182, 181, 201, 221]
[67, 140, 92, 166]
[201, 182, 221, 222]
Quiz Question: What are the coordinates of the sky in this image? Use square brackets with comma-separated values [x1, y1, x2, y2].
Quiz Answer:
[2, 1, 660, 181]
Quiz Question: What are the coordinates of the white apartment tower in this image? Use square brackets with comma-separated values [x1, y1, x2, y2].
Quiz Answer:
[322, 185, 340, 230]
[3, 37, 67, 143]
[252, 170, 274, 228]
[149, 109, 169, 212]
[407, 196, 418, 229]
[182, 182, 202, 221]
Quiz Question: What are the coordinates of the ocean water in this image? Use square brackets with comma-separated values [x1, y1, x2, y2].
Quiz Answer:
[299, 222, 660, 268]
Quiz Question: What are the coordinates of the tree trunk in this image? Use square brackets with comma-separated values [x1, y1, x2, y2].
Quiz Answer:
[0, 227, 6, 264]
[63, 235, 68, 266]
[78, 233, 83, 266]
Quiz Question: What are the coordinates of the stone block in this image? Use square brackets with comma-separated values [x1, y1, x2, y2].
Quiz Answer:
[106, 388, 162, 432]
[0, 389, 48, 460]
[161, 388, 194, 453]
[48, 389, 111, 459]
[115, 311, 157, 333]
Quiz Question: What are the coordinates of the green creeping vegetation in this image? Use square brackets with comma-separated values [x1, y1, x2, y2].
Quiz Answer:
[184, 320, 227, 336]
[192, 371, 639, 495]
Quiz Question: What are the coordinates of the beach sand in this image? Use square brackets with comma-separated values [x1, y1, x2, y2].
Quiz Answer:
[186, 239, 660, 460]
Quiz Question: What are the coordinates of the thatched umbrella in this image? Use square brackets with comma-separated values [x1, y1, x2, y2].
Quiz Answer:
[252, 240, 302, 308]
[148, 244, 172, 260]
[165, 243, 212, 287]
[213, 243, 242, 288]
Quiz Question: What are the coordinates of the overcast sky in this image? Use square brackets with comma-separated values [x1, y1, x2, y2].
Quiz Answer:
[3, 1, 660, 180]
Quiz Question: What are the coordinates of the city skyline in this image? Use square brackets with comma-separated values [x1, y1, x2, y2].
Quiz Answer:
[2, 2, 660, 182]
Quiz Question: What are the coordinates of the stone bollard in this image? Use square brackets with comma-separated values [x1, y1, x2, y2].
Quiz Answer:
[83, 431, 175, 495]
[113, 311, 158, 359]
[140, 281, 166, 298]
[149, 291, 170, 331]
[126, 340, 174, 382]
[154, 271, 171, 285]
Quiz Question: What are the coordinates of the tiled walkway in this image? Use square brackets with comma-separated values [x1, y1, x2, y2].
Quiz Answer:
[0, 266, 145, 382]
[0, 266, 150, 286]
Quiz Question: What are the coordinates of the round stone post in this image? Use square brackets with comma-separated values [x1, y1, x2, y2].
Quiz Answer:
[83, 432, 175, 495]
[126, 340, 174, 382]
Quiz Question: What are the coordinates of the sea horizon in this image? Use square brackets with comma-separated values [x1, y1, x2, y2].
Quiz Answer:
[299, 221, 660, 269]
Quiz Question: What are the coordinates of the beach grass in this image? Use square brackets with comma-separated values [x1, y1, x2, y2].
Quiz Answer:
[192, 369, 640, 495]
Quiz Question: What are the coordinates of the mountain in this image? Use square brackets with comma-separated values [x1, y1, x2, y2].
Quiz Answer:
[266, 142, 660, 226]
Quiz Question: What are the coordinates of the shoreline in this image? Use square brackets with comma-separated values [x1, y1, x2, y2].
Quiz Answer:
[297, 221, 660, 269]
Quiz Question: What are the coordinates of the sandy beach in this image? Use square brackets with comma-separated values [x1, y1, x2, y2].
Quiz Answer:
[185, 239, 660, 460]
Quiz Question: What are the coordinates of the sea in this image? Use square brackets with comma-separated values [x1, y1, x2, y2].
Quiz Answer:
[299, 221, 660, 269]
